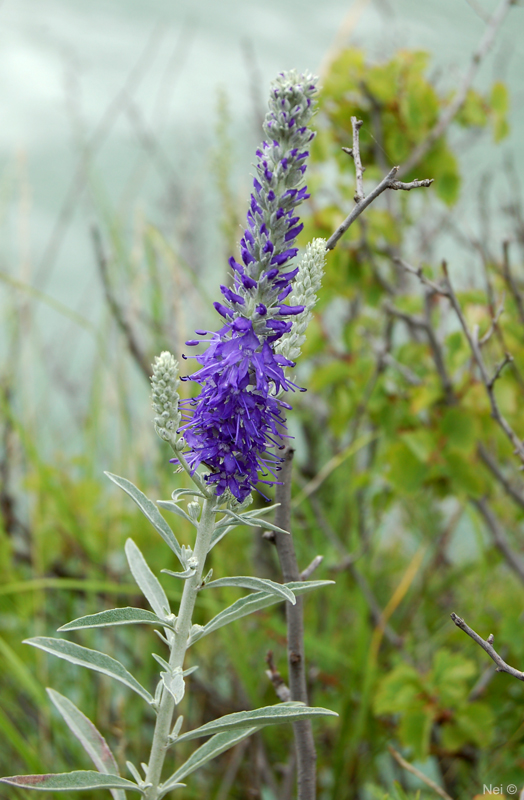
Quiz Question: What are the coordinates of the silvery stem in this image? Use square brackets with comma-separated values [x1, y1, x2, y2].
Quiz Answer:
[144, 496, 216, 799]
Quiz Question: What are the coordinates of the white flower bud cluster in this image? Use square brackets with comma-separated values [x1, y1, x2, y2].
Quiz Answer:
[150, 351, 181, 445]
[275, 238, 326, 361]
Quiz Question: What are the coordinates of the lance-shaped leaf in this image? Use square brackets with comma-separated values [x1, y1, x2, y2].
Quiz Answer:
[157, 500, 196, 527]
[125, 539, 170, 618]
[160, 728, 259, 795]
[175, 702, 338, 743]
[0, 771, 142, 793]
[26, 638, 153, 704]
[215, 507, 290, 535]
[202, 576, 296, 604]
[58, 607, 172, 632]
[189, 580, 334, 645]
[105, 472, 183, 564]
[46, 689, 126, 800]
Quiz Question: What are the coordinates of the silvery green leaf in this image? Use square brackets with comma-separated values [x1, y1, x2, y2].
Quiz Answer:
[160, 728, 259, 794]
[171, 488, 206, 500]
[126, 761, 143, 784]
[182, 665, 198, 677]
[202, 576, 296, 604]
[58, 607, 170, 632]
[105, 472, 183, 563]
[26, 638, 153, 704]
[161, 567, 196, 580]
[161, 667, 185, 704]
[215, 507, 290, 535]
[46, 690, 126, 800]
[157, 500, 196, 527]
[152, 653, 170, 670]
[175, 702, 338, 742]
[0, 771, 142, 793]
[170, 714, 184, 740]
[189, 581, 334, 645]
[244, 503, 280, 517]
[125, 539, 170, 618]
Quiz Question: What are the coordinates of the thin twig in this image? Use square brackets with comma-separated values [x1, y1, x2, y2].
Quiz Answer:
[388, 745, 455, 800]
[442, 262, 524, 464]
[273, 447, 317, 800]
[350, 117, 365, 202]
[397, 0, 516, 178]
[327, 119, 433, 251]
[477, 444, 524, 511]
[473, 497, 524, 585]
[300, 556, 324, 581]
[91, 225, 152, 381]
[450, 612, 524, 682]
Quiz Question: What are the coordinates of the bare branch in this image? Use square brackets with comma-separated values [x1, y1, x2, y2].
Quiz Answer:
[326, 119, 433, 252]
[473, 497, 524, 585]
[477, 444, 524, 511]
[397, 0, 516, 178]
[91, 225, 152, 381]
[273, 447, 317, 800]
[450, 612, 524, 682]
[388, 745, 455, 800]
[349, 117, 365, 202]
[442, 262, 524, 463]
[300, 555, 324, 581]
[393, 256, 449, 297]
[385, 297, 455, 405]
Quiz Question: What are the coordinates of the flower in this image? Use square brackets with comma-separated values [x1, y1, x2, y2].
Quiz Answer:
[179, 71, 319, 501]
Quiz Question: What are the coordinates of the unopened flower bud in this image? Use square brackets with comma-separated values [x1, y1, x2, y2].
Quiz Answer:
[151, 352, 181, 445]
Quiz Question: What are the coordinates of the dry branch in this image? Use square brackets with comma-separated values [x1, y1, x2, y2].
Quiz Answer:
[451, 612, 524, 682]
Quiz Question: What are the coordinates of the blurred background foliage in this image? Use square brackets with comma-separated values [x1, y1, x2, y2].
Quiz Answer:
[2, 23, 524, 800]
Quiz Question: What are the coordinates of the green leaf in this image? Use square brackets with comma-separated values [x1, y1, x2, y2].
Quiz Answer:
[175, 702, 338, 742]
[202, 576, 296, 604]
[25, 638, 153, 704]
[0, 771, 142, 793]
[440, 408, 476, 454]
[189, 580, 334, 645]
[399, 708, 433, 761]
[105, 472, 183, 564]
[58, 607, 170, 632]
[160, 728, 259, 793]
[46, 690, 126, 800]
[125, 539, 170, 618]
[385, 441, 427, 493]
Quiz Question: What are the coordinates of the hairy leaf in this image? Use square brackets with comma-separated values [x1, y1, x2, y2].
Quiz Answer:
[105, 472, 183, 563]
[125, 539, 170, 618]
[0, 771, 142, 793]
[58, 607, 170, 632]
[175, 702, 338, 742]
[189, 580, 333, 644]
[26, 638, 153, 704]
[202, 576, 296, 604]
[160, 728, 259, 793]
[46, 690, 125, 800]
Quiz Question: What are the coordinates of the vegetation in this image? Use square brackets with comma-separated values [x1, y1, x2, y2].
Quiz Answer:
[1, 32, 523, 800]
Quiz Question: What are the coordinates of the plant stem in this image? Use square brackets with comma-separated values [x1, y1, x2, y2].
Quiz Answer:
[273, 446, 317, 800]
[144, 496, 216, 799]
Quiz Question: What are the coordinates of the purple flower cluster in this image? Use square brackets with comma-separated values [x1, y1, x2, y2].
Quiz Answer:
[180, 72, 318, 501]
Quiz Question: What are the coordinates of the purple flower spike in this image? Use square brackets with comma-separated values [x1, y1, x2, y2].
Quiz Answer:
[181, 70, 319, 499]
